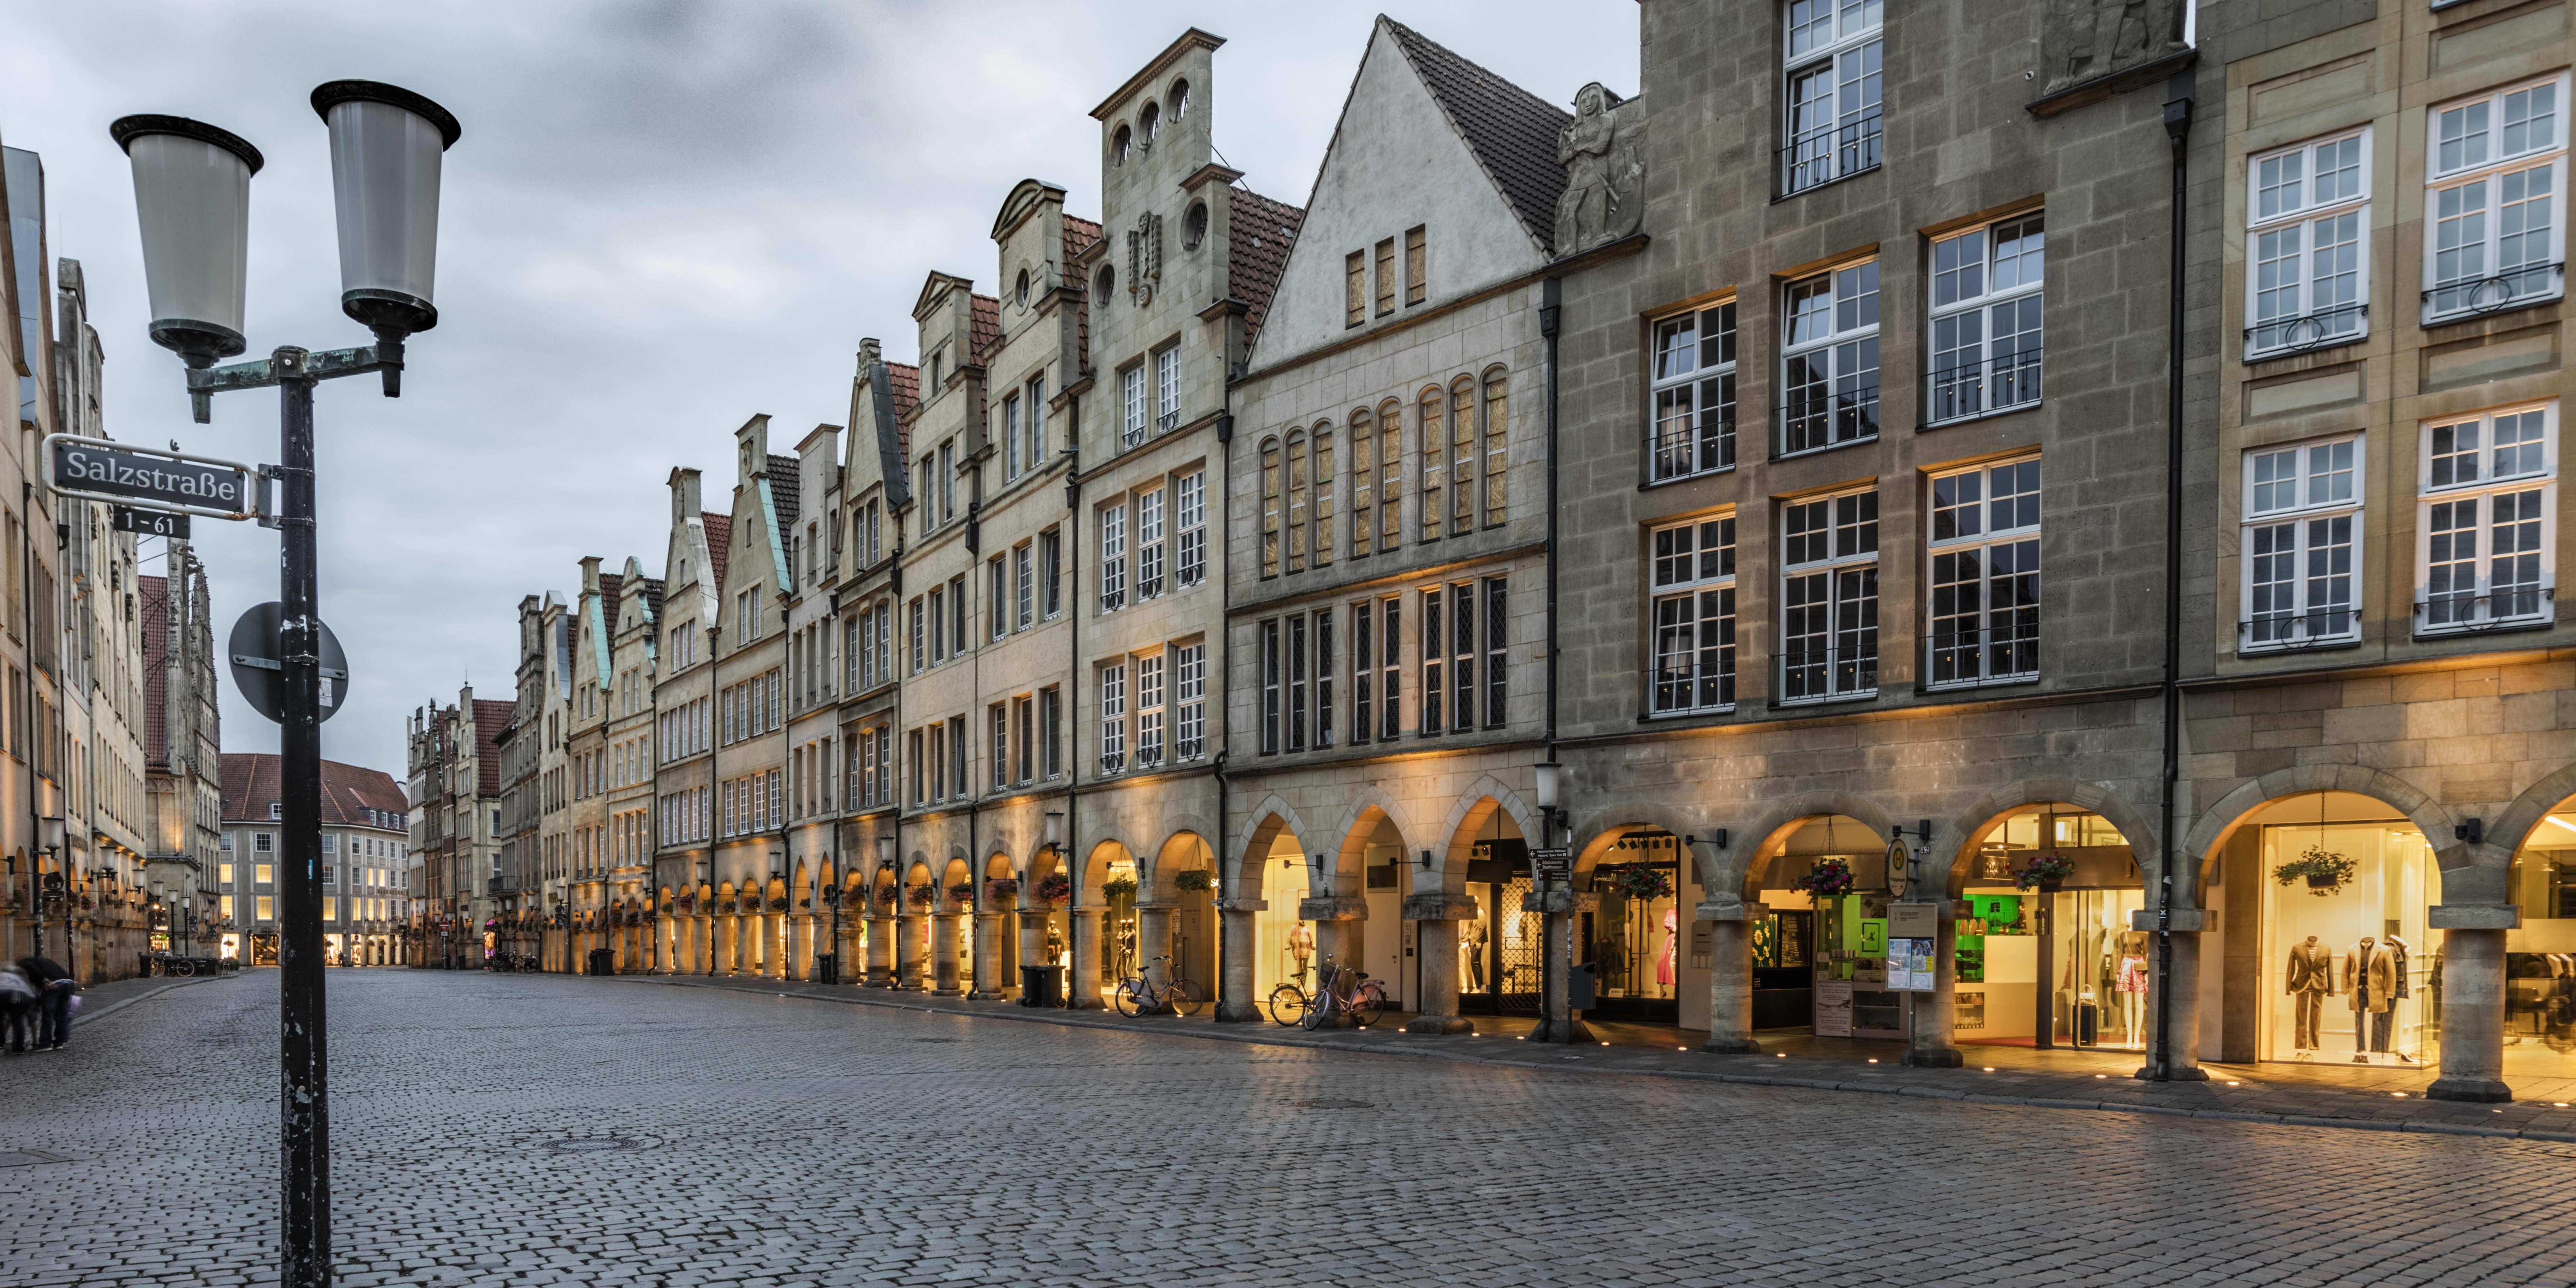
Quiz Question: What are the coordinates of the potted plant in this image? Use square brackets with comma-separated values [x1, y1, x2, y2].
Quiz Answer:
[875, 886, 899, 909]
[1102, 875, 1140, 901]
[1792, 858, 1856, 899]
[1173, 869, 1216, 894]
[769, 896, 790, 913]
[906, 884, 937, 910]
[986, 877, 1021, 904]
[945, 882, 979, 906]
[2016, 854, 2076, 891]
[2273, 846, 2358, 896]
[1609, 866, 1673, 900]
[1034, 873, 1072, 906]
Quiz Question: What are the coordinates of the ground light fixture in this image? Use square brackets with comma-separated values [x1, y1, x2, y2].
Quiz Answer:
[112, 80, 458, 1288]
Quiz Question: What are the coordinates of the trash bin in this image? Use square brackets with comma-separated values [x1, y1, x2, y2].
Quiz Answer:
[813, 953, 838, 986]
[588, 948, 615, 977]
[1569, 961, 1597, 1009]
[1021, 963, 1064, 1007]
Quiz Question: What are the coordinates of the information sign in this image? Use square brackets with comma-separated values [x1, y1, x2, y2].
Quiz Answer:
[44, 434, 259, 521]
[112, 506, 190, 538]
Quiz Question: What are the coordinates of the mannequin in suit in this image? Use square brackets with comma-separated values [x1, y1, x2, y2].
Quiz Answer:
[2285, 935, 2335, 1054]
[2343, 935, 2397, 1061]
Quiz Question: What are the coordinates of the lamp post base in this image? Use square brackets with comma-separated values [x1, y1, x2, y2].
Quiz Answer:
[1531, 1018, 1594, 1044]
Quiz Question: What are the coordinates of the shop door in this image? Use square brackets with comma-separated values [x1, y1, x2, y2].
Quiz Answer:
[1752, 909, 1813, 1029]
[1586, 860, 1681, 1023]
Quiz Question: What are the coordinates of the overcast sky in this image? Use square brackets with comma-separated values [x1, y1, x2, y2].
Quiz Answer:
[0, 1, 1639, 783]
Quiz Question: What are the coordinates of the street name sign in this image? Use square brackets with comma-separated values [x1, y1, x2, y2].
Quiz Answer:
[113, 506, 190, 538]
[1531, 846, 1572, 879]
[228, 602, 350, 724]
[44, 434, 259, 521]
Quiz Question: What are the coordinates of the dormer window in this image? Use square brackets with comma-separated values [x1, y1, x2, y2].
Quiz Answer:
[1113, 124, 1132, 165]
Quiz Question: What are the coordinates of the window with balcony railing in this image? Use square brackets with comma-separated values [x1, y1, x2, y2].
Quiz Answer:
[2241, 435, 2361, 651]
[1779, 261, 1878, 458]
[2417, 402, 2556, 634]
[2245, 130, 2369, 359]
[1927, 214, 2044, 425]
[1779, 0, 1882, 196]
[1649, 516, 1736, 715]
[1779, 487, 1878, 703]
[2424, 75, 2568, 324]
[1925, 458, 2041, 687]
[1649, 301, 1735, 482]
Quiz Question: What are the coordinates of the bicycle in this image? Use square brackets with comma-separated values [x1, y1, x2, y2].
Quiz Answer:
[1111, 955, 1204, 1018]
[1266, 959, 1316, 1026]
[1299, 953, 1387, 1031]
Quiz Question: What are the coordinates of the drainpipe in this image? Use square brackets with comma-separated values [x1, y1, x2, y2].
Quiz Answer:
[18, 481, 36, 963]
[1537, 276, 1566, 1042]
[1062, 395, 1082, 934]
[2150, 85, 2195, 1083]
[1216, 402, 1234, 1014]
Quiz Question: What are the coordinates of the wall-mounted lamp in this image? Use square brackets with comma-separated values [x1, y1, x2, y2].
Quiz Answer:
[876, 835, 894, 871]
[1686, 831, 1728, 850]
[2455, 818, 2484, 845]
[1044, 810, 1065, 854]
[1416, 848, 1433, 871]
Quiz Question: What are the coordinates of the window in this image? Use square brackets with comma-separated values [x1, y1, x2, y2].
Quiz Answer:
[1040, 529, 1063, 618]
[1288, 614, 1309, 751]
[1352, 604, 1374, 744]
[1260, 620, 1281, 754]
[919, 461, 935, 537]
[1927, 459, 2043, 686]
[1781, 261, 1879, 456]
[1377, 401, 1401, 554]
[1175, 470, 1207, 586]
[1137, 652, 1166, 768]
[1379, 598, 1401, 741]
[257, 896, 273, 922]
[1014, 543, 1035, 631]
[1929, 214, 2046, 420]
[2240, 437, 2361, 650]
[1041, 687, 1063, 779]
[1315, 610, 1335, 749]
[1781, 0, 1883, 195]
[939, 440, 956, 522]
[2246, 134, 2367, 356]
[1137, 486, 1166, 599]
[1421, 586, 1444, 736]
[1651, 303, 1737, 482]
[1100, 500, 1129, 611]
[1405, 225, 1428, 305]
[1101, 662, 1128, 774]
[949, 577, 966, 659]
[1260, 439, 1282, 578]
[989, 555, 1007, 642]
[1480, 371, 1507, 527]
[1447, 379, 1475, 536]
[1375, 237, 1396, 316]
[1349, 409, 1379, 558]
[1484, 577, 1508, 726]
[256, 861, 273, 883]
[1450, 580, 1475, 731]
[1175, 642, 1206, 760]
[928, 585, 946, 662]
[1002, 394, 1022, 480]
[1287, 432, 1310, 573]
[1122, 363, 1148, 449]
[1418, 387, 1445, 542]
[2425, 76, 2567, 321]
[1026, 376, 1048, 469]
[909, 597, 925, 673]
[948, 722, 966, 801]
[256, 834, 273, 854]
[1314, 426, 1336, 566]
[1014, 698, 1034, 785]
[1346, 251, 1367, 327]
[1155, 345, 1181, 432]
[2418, 402, 2557, 632]
[909, 729, 925, 805]
[1649, 517, 1740, 714]
[1780, 488, 1879, 703]
[991, 704, 1009, 791]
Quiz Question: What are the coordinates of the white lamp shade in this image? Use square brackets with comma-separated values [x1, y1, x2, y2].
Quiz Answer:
[1534, 761, 1561, 811]
[109, 117, 260, 363]
[312, 82, 459, 336]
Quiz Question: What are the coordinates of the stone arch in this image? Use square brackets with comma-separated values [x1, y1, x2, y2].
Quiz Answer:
[1327, 800, 1410, 899]
[1932, 777, 2164, 898]
[1433, 777, 1539, 871]
[2487, 761, 2576, 864]
[1325, 788, 1409, 870]
[1138, 813, 1214, 892]
[1149, 830, 1216, 900]
[1731, 792, 1896, 901]
[2182, 764, 2464, 880]
[1230, 794, 1316, 893]
[1079, 838, 1135, 909]
[1571, 798, 1715, 888]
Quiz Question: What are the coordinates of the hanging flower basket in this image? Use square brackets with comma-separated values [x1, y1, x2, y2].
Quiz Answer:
[1792, 858, 1856, 898]
[821, 887, 841, 907]
[1608, 866, 1673, 900]
[1173, 869, 1216, 893]
[2273, 847, 2356, 896]
[1034, 873, 1072, 906]
[2016, 854, 2076, 891]
[945, 882, 979, 905]
[768, 896, 790, 913]
[1102, 876, 1139, 901]
[905, 884, 937, 909]
[874, 886, 899, 909]
[986, 877, 1021, 904]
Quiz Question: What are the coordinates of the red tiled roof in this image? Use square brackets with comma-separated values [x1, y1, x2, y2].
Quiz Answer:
[702, 512, 732, 588]
[140, 575, 170, 768]
[598, 573, 623, 634]
[1383, 19, 1573, 254]
[886, 362, 919, 459]
[473, 700, 513, 796]
[1063, 215, 1102, 277]
[1228, 189, 1306, 347]
[220, 752, 407, 826]
[1065, 215, 1102, 380]
[971, 294, 1001, 363]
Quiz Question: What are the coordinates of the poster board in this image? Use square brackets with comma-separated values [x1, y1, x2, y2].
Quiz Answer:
[1814, 979, 1853, 1036]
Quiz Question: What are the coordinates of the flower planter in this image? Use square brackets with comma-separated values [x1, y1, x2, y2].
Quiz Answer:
[2304, 873, 2339, 890]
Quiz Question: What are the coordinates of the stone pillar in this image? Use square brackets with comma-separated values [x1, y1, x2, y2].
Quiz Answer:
[1298, 895, 1368, 1027]
[1899, 902, 1963, 1069]
[1695, 897, 1767, 1053]
[1136, 904, 1174, 989]
[932, 912, 963, 995]
[2126, 907, 2210, 1079]
[786, 914, 811, 982]
[2428, 904, 2518, 1102]
[1404, 893, 1480, 1034]
[1528, 887, 1596, 1043]
[1214, 899, 1265, 1022]
[1019, 907, 1050, 1001]
[970, 912, 1005, 999]
[866, 913, 894, 986]
[1069, 907, 1106, 1009]
[895, 913, 923, 989]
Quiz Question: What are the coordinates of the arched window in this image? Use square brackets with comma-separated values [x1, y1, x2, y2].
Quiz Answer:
[1482, 367, 1509, 527]
[1418, 386, 1446, 542]
[1448, 376, 1476, 536]
[1260, 438, 1282, 579]
[1140, 102, 1160, 146]
[1112, 124, 1132, 165]
[1349, 407, 1377, 558]
[1096, 265, 1114, 302]
[1183, 201, 1208, 251]
[1286, 430, 1309, 575]
[1170, 79, 1191, 119]
[1015, 268, 1030, 310]
[1376, 399, 1402, 554]
[1311, 420, 1335, 570]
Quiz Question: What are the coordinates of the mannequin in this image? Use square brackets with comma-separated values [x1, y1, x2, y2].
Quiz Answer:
[1461, 916, 1489, 993]
[2114, 930, 2148, 1048]
[1286, 920, 1314, 988]
[2383, 935, 2416, 1062]
[2285, 934, 2335, 1056]
[2342, 935, 2397, 1062]
[1656, 906, 1679, 995]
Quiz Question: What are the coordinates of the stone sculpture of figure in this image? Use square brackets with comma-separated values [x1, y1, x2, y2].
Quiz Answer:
[2039, 0, 2189, 97]
[1554, 82, 1644, 255]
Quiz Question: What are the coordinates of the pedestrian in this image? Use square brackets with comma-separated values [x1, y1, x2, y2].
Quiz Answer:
[18, 955, 72, 1051]
[0, 963, 34, 1053]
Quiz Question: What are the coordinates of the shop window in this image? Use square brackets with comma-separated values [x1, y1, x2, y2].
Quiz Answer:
[2252, 794, 2436, 1066]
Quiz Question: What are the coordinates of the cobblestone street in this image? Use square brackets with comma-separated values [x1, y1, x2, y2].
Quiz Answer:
[3, 971, 2574, 1286]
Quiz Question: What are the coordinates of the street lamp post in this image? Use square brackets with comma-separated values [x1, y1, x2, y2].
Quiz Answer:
[113, 82, 457, 1288]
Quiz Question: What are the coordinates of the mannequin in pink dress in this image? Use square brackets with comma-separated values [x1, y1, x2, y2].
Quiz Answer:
[1656, 907, 1678, 992]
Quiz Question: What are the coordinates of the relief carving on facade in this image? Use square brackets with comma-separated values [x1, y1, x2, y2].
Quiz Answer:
[1554, 82, 1644, 256]
[1126, 212, 1164, 306]
[2039, 0, 2188, 97]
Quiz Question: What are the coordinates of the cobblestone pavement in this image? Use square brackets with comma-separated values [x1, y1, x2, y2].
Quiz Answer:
[10, 970, 2576, 1287]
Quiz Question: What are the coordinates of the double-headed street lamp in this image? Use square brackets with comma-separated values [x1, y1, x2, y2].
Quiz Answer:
[113, 81, 459, 1288]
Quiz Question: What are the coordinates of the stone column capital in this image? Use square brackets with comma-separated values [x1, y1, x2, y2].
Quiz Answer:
[1403, 893, 1481, 922]
[2127, 908, 2207, 933]
[1692, 899, 1769, 923]
[1297, 895, 1368, 922]
[2429, 904, 2522, 930]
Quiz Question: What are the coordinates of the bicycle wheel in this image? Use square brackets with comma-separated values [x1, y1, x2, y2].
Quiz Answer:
[1166, 979, 1204, 1018]
[1301, 992, 1334, 1031]
[1112, 980, 1146, 1017]
[1352, 982, 1385, 1028]
[1266, 984, 1308, 1027]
